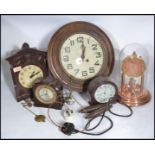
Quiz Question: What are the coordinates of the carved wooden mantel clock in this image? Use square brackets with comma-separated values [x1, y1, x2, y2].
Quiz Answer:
[6, 43, 48, 102]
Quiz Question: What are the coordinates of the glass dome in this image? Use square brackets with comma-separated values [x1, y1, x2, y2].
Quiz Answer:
[118, 43, 151, 106]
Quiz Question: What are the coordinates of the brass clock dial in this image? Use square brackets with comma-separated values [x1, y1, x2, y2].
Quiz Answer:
[18, 65, 43, 88]
[48, 21, 114, 91]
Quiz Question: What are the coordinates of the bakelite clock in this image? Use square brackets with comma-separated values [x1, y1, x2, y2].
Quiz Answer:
[87, 76, 118, 105]
[32, 80, 64, 109]
[6, 43, 48, 102]
[48, 21, 114, 91]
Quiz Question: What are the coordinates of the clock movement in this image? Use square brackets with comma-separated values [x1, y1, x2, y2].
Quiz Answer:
[6, 43, 48, 101]
[47, 21, 114, 91]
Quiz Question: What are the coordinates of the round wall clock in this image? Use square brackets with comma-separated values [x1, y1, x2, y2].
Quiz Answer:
[48, 21, 114, 91]
[88, 76, 118, 105]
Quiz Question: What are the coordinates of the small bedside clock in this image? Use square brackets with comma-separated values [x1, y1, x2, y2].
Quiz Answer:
[32, 81, 64, 109]
[48, 21, 114, 91]
[87, 76, 118, 105]
[6, 43, 48, 101]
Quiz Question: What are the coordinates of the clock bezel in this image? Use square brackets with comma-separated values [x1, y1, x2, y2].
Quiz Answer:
[48, 21, 114, 91]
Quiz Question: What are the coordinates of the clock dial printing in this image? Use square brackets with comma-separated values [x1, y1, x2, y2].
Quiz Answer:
[94, 84, 116, 103]
[60, 34, 104, 80]
[18, 65, 43, 88]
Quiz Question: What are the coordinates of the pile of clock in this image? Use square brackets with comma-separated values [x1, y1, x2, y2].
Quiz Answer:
[6, 21, 133, 136]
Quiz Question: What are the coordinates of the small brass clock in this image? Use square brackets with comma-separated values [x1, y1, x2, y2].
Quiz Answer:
[48, 21, 114, 91]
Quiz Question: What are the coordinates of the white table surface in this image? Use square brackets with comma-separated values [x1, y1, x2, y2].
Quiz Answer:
[1, 15, 154, 139]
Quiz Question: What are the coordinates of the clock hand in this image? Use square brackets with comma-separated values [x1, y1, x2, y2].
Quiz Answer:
[81, 43, 86, 61]
[29, 71, 40, 78]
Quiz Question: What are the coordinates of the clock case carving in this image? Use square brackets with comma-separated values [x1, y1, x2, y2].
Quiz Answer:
[48, 21, 114, 92]
[6, 43, 48, 102]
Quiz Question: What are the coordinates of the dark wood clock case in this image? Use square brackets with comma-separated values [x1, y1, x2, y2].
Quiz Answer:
[6, 43, 48, 102]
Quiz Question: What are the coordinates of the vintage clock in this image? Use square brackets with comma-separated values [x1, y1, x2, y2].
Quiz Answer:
[32, 80, 64, 109]
[6, 43, 48, 101]
[87, 76, 118, 105]
[119, 43, 151, 106]
[48, 21, 114, 91]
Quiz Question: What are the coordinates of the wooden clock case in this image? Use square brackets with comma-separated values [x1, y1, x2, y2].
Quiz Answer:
[47, 21, 114, 92]
[6, 43, 48, 102]
[32, 79, 64, 109]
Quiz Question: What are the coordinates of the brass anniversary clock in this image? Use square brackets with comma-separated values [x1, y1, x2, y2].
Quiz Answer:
[48, 21, 114, 91]
[6, 43, 48, 101]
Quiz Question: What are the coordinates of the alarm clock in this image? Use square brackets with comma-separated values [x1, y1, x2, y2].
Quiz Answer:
[87, 76, 118, 105]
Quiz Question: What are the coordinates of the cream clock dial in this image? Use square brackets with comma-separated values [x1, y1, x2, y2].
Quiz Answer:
[18, 65, 43, 88]
[35, 85, 57, 104]
[60, 34, 104, 80]
[94, 84, 116, 103]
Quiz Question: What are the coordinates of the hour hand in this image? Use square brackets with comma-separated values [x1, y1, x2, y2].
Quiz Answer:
[81, 44, 86, 61]
[29, 71, 40, 78]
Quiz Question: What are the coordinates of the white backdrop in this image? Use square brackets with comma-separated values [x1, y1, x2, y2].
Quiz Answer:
[1, 15, 154, 139]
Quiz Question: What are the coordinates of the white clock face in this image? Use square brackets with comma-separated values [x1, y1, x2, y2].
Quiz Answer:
[60, 33, 104, 80]
[35, 85, 57, 104]
[94, 84, 116, 103]
[39, 88, 54, 101]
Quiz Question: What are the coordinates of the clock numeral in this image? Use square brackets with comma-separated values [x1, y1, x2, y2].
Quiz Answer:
[87, 39, 90, 44]
[63, 55, 69, 62]
[94, 60, 100, 66]
[70, 40, 74, 46]
[77, 37, 84, 43]
[67, 64, 73, 69]
[82, 71, 88, 76]
[74, 69, 79, 75]
[65, 47, 70, 53]
[89, 67, 95, 73]
[92, 44, 98, 50]
[96, 52, 101, 58]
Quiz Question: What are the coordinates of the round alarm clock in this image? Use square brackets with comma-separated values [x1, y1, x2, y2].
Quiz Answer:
[48, 21, 114, 91]
[87, 76, 118, 105]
